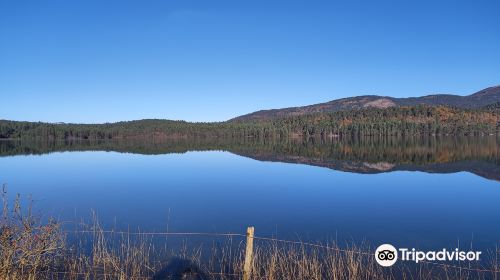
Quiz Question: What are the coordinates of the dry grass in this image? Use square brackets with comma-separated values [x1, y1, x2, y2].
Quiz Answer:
[244, 243, 387, 280]
[0, 187, 64, 280]
[1, 188, 499, 280]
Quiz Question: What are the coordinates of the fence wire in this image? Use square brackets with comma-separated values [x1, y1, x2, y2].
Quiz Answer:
[63, 229, 500, 275]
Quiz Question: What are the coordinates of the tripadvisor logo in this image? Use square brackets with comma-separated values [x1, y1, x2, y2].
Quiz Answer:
[375, 244, 482, 267]
[375, 244, 398, 267]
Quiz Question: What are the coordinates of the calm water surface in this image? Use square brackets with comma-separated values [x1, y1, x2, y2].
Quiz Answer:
[0, 137, 499, 252]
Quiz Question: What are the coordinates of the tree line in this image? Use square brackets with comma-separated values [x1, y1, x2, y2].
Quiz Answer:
[1, 105, 498, 140]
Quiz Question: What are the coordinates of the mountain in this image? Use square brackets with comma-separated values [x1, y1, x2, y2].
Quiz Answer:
[1, 85, 498, 140]
[231, 85, 500, 122]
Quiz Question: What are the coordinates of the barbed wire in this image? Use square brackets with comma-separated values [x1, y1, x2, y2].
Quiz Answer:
[251, 235, 373, 256]
[63, 229, 500, 274]
[66, 229, 246, 238]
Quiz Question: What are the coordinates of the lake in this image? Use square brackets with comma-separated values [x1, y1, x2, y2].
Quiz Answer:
[0, 136, 499, 253]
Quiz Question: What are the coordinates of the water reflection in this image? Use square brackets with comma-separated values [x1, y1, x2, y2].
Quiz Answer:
[1, 136, 498, 181]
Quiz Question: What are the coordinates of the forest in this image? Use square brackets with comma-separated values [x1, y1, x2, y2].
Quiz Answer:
[1, 105, 498, 140]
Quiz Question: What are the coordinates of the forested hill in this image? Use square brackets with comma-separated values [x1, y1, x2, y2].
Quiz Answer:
[231, 85, 500, 122]
[1, 105, 498, 140]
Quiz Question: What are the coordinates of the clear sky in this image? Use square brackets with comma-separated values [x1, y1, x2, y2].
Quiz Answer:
[1, 0, 499, 123]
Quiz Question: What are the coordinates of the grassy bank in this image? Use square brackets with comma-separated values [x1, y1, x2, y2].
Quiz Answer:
[1, 189, 498, 280]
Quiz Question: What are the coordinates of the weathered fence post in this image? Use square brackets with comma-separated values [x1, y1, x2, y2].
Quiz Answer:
[243, 226, 255, 280]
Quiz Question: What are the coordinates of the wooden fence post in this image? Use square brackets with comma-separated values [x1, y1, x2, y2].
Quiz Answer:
[243, 226, 255, 280]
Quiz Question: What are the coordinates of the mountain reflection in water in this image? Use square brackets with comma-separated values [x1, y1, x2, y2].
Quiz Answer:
[1, 136, 498, 181]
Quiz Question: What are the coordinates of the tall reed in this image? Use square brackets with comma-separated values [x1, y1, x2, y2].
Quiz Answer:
[1, 188, 498, 280]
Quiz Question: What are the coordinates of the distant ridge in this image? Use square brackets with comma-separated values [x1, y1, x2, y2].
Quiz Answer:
[231, 85, 500, 121]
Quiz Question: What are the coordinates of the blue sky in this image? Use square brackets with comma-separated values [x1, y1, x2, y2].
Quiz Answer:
[1, 0, 499, 123]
